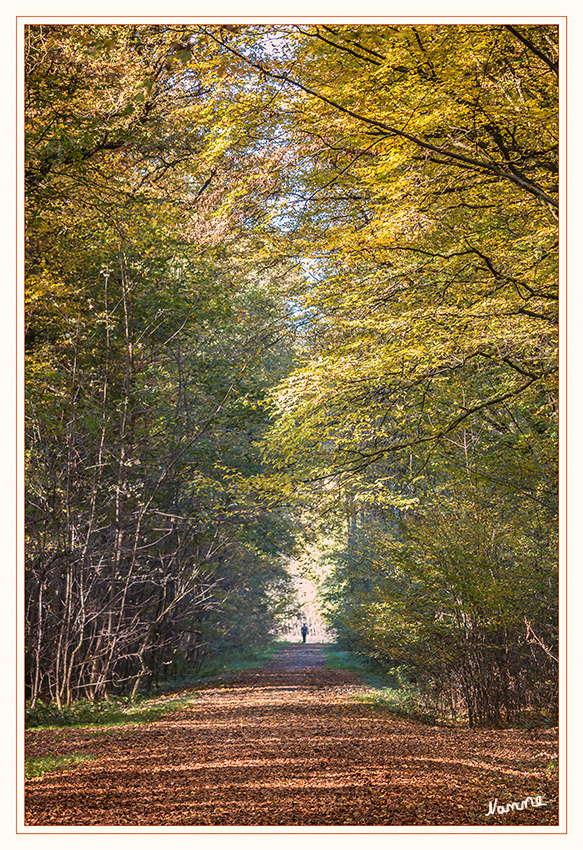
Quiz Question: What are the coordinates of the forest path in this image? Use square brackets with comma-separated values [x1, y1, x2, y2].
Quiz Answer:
[25, 644, 558, 827]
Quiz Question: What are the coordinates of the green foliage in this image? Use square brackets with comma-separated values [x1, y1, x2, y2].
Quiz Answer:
[25, 754, 97, 780]
[249, 23, 558, 728]
[321, 475, 557, 726]
[25, 641, 283, 730]
[24, 24, 558, 729]
[24, 24, 302, 708]
[26, 699, 128, 728]
[166, 640, 286, 683]
[323, 646, 436, 724]
[323, 646, 400, 684]
[25, 693, 200, 729]
[354, 686, 436, 726]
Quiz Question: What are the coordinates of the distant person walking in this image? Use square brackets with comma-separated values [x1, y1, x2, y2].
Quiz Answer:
[301, 624, 308, 643]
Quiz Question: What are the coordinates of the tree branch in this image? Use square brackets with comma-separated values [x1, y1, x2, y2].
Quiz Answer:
[505, 25, 558, 75]
[202, 28, 558, 210]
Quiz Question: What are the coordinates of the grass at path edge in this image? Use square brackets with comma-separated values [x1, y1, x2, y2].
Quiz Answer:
[323, 645, 439, 724]
[25, 754, 97, 780]
[322, 645, 558, 729]
[26, 641, 288, 730]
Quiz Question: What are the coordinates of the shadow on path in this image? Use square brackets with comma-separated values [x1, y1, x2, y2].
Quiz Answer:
[25, 643, 558, 827]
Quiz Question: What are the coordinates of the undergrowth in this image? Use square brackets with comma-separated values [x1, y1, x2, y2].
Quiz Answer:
[324, 646, 438, 724]
[323, 646, 557, 728]
[25, 753, 97, 779]
[161, 641, 286, 690]
[26, 641, 285, 730]
[25, 693, 198, 729]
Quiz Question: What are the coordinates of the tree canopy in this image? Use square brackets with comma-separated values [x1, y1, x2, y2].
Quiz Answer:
[25, 23, 558, 725]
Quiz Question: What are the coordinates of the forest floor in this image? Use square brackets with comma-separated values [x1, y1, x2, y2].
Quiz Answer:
[25, 644, 559, 827]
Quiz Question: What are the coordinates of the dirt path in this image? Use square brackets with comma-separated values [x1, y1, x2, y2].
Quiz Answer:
[25, 644, 558, 827]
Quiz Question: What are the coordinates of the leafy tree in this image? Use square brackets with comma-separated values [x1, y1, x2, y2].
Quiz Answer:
[243, 23, 559, 725]
[25, 25, 299, 706]
[25, 23, 559, 726]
